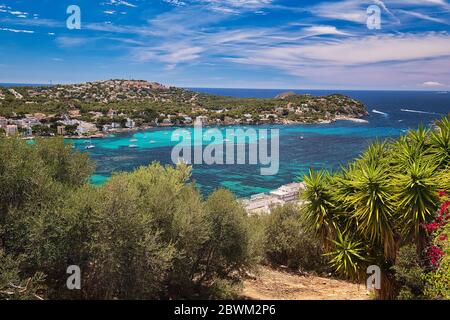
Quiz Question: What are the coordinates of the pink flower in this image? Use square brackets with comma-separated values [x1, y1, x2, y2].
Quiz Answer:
[440, 201, 450, 215]
[425, 221, 440, 233]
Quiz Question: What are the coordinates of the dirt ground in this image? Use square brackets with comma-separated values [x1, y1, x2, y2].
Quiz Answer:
[242, 266, 370, 300]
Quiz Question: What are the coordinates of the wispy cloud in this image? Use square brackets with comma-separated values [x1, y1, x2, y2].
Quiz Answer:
[0, 27, 34, 33]
[103, 0, 137, 8]
[397, 9, 448, 24]
[56, 36, 90, 48]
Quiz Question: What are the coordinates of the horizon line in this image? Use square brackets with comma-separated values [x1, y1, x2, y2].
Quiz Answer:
[0, 81, 449, 93]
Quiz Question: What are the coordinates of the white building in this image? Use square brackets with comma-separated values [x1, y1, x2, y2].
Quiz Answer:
[5, 124, 18, 136]
[269, 182, 305, 202]
[194, 116, 209, 126]
[242, 182, 306, 215]
[76, 121, 98, 135]
[125, 118, 135, 128]
[183, 116, 193, 124]
[241, 193, 284, 214]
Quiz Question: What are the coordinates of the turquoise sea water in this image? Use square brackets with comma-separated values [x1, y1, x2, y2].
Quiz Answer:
[71, 90, 450, 198]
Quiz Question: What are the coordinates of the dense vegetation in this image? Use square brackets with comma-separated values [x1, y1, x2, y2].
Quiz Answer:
[0, 138, 263, 299]
[261, 204, 329, 273]
[302, 115, 450, 299]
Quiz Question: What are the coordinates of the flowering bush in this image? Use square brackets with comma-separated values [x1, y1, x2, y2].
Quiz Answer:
[424, 191, 450, 299]
[423, 191, 449, 267]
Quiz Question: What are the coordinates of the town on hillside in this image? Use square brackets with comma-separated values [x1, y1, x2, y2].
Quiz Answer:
[0, 80, 368, 138]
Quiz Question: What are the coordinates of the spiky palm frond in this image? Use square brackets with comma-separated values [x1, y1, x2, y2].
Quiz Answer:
[343, 162, 397, 260]
[302, 169, 337, 249]
[391, 126, 433, 168]
[392, 157, 439, 240]
[325, 230, 368, 280]
[357, 140, 390, 167]
[430, 114, 450, 169]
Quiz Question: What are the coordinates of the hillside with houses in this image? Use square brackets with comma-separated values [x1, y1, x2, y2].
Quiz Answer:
[0, 80, 368, 138]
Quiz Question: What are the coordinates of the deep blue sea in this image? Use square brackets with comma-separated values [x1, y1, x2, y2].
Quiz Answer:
[66, 89, 449, 197]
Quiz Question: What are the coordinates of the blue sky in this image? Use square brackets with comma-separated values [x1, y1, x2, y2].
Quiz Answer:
[0, 0, 449, 89]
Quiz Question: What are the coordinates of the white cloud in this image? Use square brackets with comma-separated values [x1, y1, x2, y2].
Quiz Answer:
[309, 0, 368, 23]
[163, 0, 187, 6]
[302, 25, 351, 36]
[229, 33, 450, 67]
[9, 11, 28, 16]
[388, 0, 450, 8]
[0, 27, 34, 33]
[133, 45, 204, 65]
[56, 36, 90, 48]
[422, 81, 446, 87]
[222, 32, 450, 88]
[104, 0, 137, 8]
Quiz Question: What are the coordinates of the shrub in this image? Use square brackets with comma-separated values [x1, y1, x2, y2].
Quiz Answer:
[263, 204, 328, 272]
[0, 137, 259, 299]
[392, 245, 426, 300]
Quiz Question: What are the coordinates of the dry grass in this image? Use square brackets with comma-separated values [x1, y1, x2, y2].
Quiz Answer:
[242, 266, 370, 300]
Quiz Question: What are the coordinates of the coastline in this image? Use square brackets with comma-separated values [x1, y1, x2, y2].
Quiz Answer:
[61, 115, 369, 140]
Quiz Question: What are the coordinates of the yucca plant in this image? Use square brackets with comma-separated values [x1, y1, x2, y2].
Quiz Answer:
[325, 230, 368, 280]
[302, 169, 337, 250]
[358, 140, 390, 167]
[344, 161, 397, 260]
[300, 116, 450, 299]
[429, 115, 450, 170]
[392, 157, 439, 244]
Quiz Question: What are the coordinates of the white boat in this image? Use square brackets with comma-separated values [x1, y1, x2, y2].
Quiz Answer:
[150, 140, 156, 144]
[300, 136, 304, 140]
[130, 138, 138, 142]
[85, 139, 95, 149]
[129, 144, 138, 148]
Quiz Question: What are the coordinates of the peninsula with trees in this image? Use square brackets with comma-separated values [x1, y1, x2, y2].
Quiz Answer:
[0, 80, 368, 138]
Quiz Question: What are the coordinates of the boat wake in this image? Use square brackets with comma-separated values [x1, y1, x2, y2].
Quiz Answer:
[372, 109, 389, 117]
[401, 109, 439, 115]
